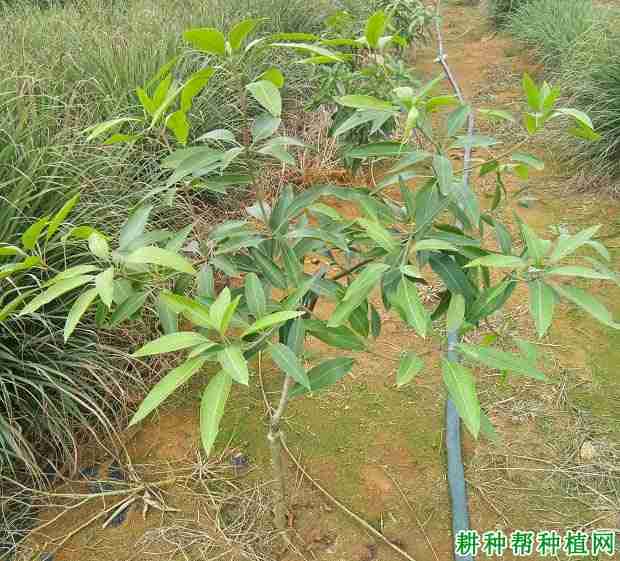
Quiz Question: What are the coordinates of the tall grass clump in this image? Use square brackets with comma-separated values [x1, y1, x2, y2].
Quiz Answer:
[488, 0, 530, 27]
[507, 0, 600, 68]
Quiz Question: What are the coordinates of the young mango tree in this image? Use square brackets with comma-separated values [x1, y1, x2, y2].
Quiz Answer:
[16, 10, 620, 553]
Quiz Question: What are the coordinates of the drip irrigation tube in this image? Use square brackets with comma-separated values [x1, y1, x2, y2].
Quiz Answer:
[446, 332, 473, 561]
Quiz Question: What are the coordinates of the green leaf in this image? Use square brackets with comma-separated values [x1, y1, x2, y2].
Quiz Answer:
[465, 255, 527, 269]
[119, 206, 153, 251]
[452, 135, 499, 149]
[183, 27, 226, 55]
[446, 105, 471, 136]
[109, 291, 148, 327]
[166, 110, 190, 145]
[553, 108, 594, 130]
[433, 155, 453, 196]
[125, 246, 195, 274]
[200, 370, 232, 456]
[95, 267, 115, 308]
[130, 357, 207, 426]
[46, 194, 79, 241]
[458, 343, 547, 381]
[0, 245, 25, 257]
[549, 224, 600, 263]
[229, 18, 259, 52]
[197, 265, 215, 299]
[249, 248, 287, 288]
[442, 359, 480, 438]
[246, 80, 282, 117]
[242, 310, 304, 338]
[133, 332, 211, 357]
[520, 222, 546, 265]
[269, 343, 310, 389]
[522, 73, 541, 111]
[88, 232, 110, 260]
[429, 253, 477, 301]
[290, 357, 355, 397]
[160, 293, 217, 330]
[336, 95, 395, 112]
[342, 263, 390, 303]
[258, 67, 285, 88]
[478, 108, 515, 123]
[20, 275, 94, 316]
[304, 320, 367, 351]
[281, 243, 303, 286]
[270, 41, 343, 62]
[64, 287, 98, 341]
[22, 216, 50, 250]
[157, 294, 178, 334]
[198, 128, 237, 144]
[412, 239, 458, 252]
[332, 110, 393, 137]
[511, 153, 544, 171]
[515, 339, 538, 364]
[251, 114, 281, 143]
[209, 287, 231, 333]
[357, 218, 398, 253]
[245, 273, 266, 318]
[218, 345, 249, 385]
[397, 351, 424, 387]
[551, 283, 619, 329]
[365, 10, 387, 49]
[43, 265, 100, 287]
[391, 277, 429, 338]
[447, 293, 465, 332]
[528, 280, 555, 338]
[545, 266, 613, 280]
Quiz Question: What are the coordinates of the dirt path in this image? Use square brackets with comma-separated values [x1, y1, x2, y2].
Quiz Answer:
[19, 4, 620, 561]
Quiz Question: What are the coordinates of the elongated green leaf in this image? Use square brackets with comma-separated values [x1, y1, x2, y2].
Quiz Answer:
[304, 319, 366, 351]
[119, 206, 152, 251]
[465, 255, 527, 269]
[229, 18, 259, 52]
[84, 117, 141, 141]
[520, 222, 546, 265]
[442, 359, 480, 438]
[109, 290, 148, 326]
[433, 155, 453, 196]
[549, 225, 600, 263]
[290, 357, 355, 397]
[95, 267, 115, 308]
[522, 73, 541, 111]
[245, 273, 266, 318]
[446, 105, 471, 136]
[528, 280, 555, 338]
[342, 263, 390, 303]
[337, 95, 394, 112]
[242, 310, 304, 338]
[200, 370, 232, 456]
[333, 110, 393, 137]
[184, 27, 226, 55]
[458, 343, 547, 380]
[511, 153, 544, 171]
[246, 80, 282, 117]
[391, 277, 429, 338]
[218, 345, 249, 385]
[551, 283, 619, 329]
[125, 246, 195, 274]
[269, 343, 310, 389]
[365, 10, 386, 49]
[197, 265, 215, 298]
[357, 218, 398, 253]
[209, 287, 231, 332]
[160, 293, 217, 329]
[20, 275, 94, 316]
[429, 254, 477, 301]
[46, 194, 79, 241]
[166, 110, 190, 145]
[130, 357, 207, 425]
[413, 239, 458, 252]
[545, 266, 613, 280]
[250, 248, 287, 288]
[157, 293, 178, 334]
[252, 114, 281, 143]
[133, 332, 210, 357]
[22, 216, 50, 250]
[397, 351, 424, 387]
[64, 287, 98, 341]
[270, 42, 342, 62]
[447, 293, 465, 332]
[43, 265, 100, 287]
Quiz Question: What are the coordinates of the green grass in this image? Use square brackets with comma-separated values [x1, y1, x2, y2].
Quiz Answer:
[487, 0, 531, 28]
[0, 0, 347, 485]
